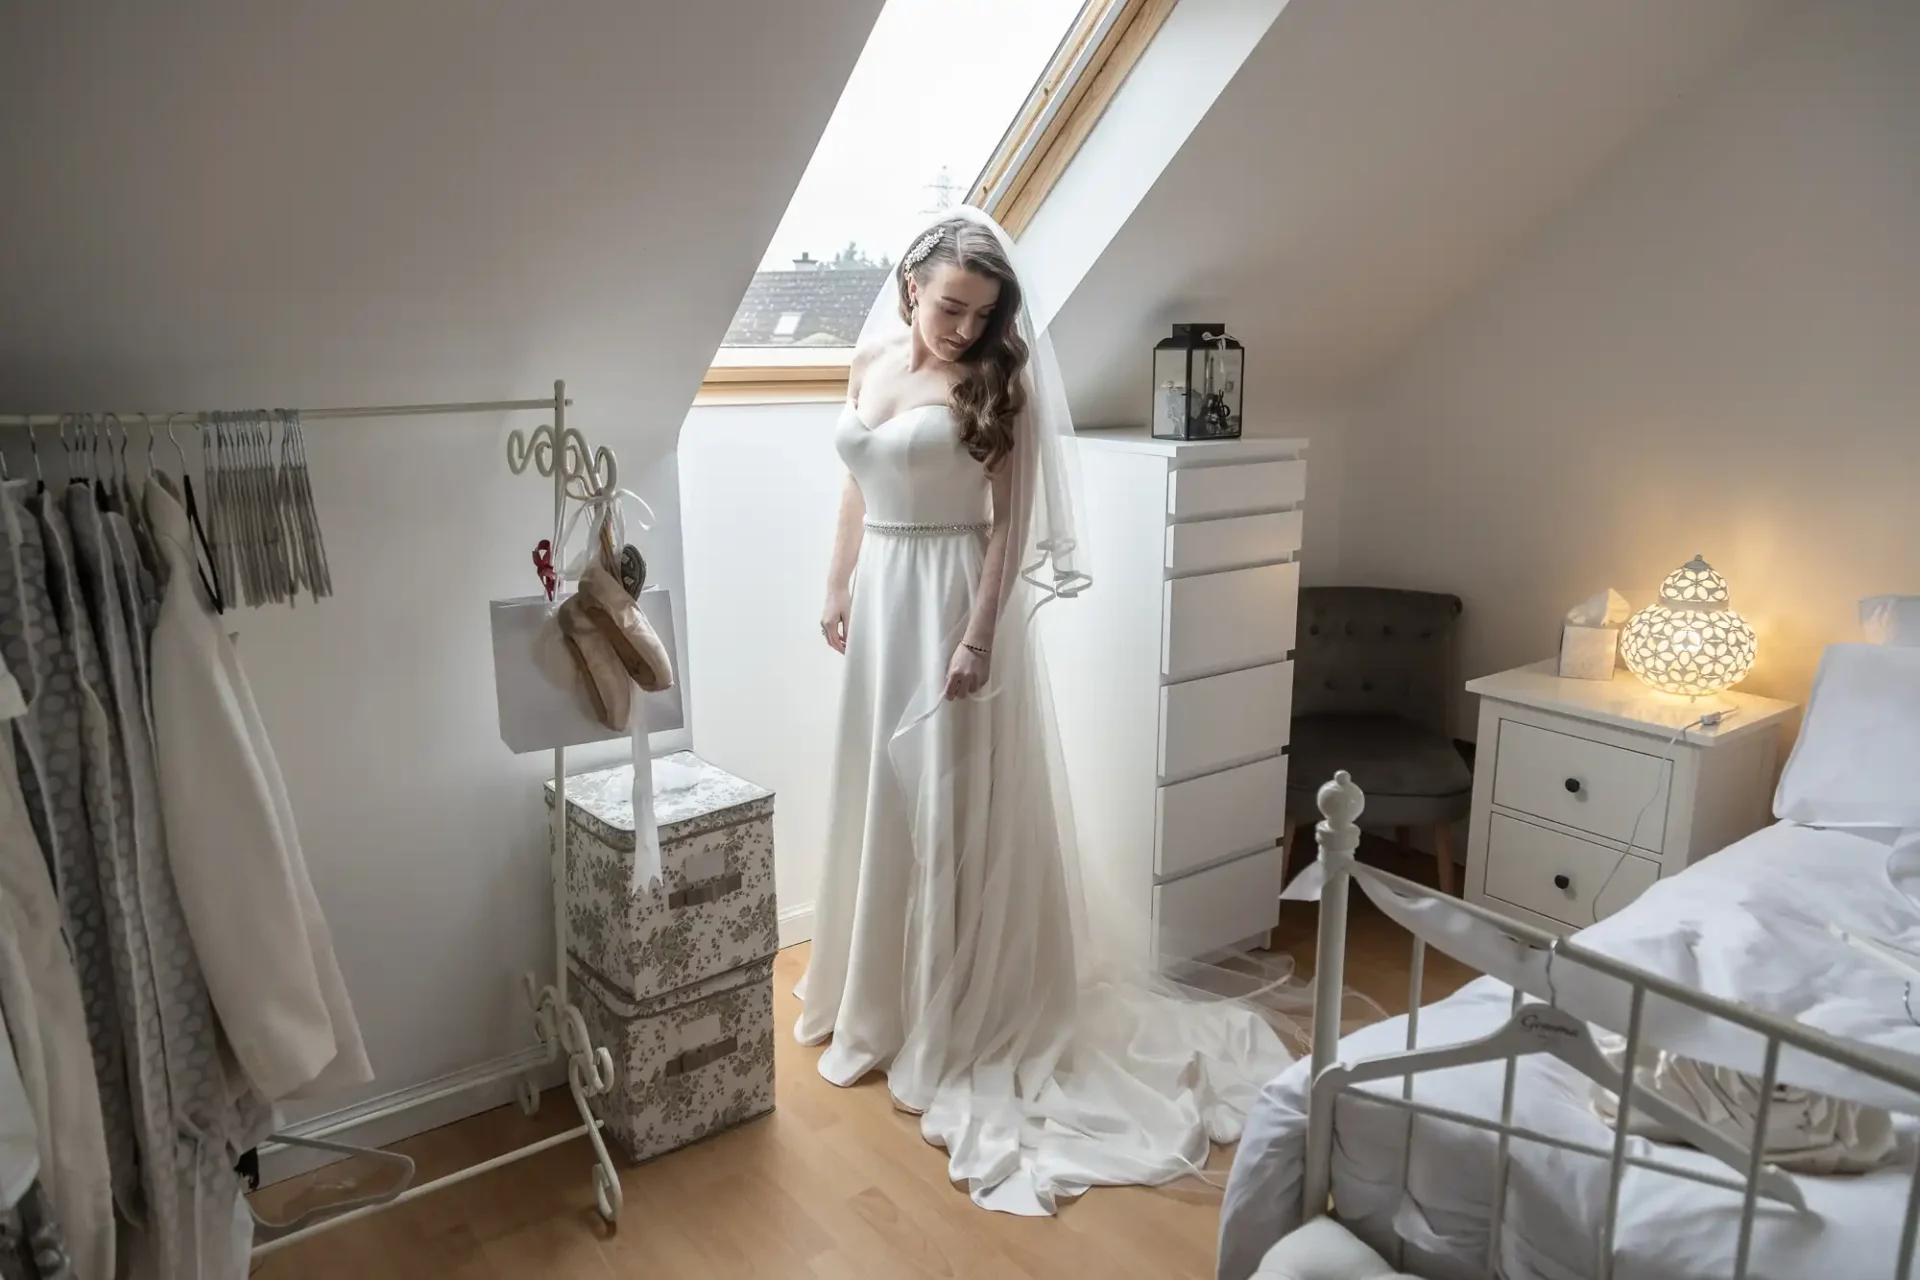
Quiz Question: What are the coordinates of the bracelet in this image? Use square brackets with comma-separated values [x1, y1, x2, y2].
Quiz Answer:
[962, 642, 990, 657]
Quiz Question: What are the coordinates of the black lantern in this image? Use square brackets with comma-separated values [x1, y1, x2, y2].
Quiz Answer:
[1152, 323, 1243, 441]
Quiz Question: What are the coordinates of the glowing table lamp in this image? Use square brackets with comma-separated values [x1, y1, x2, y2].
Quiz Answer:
[1620, 555, 1758, 698]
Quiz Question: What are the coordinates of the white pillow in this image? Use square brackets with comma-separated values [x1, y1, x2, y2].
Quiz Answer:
[1775, 643, 1920, 828]
[1860, 596, 1920, 646]
[1252, 1218, 1415, 1279]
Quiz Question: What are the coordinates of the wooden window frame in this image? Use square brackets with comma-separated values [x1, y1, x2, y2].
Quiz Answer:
[696, 0, 1173, 405]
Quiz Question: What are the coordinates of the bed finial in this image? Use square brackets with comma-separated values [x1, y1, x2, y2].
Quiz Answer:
[1317, 770, 1365, 849]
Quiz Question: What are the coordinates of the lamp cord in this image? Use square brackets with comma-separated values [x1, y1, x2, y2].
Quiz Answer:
[1585, 715, 1712, 923]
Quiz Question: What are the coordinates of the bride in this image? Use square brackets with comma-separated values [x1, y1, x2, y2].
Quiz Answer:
[796, 206, 1297, 1215]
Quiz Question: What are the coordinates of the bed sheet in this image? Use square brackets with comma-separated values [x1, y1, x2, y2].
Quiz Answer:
[1219, 823, 1920, 1280]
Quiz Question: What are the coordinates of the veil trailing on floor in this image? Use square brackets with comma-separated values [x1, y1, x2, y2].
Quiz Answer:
[860, 206, 1378, 1215]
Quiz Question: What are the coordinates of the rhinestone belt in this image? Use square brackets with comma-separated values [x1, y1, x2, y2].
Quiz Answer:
[864, 519, 990, 538]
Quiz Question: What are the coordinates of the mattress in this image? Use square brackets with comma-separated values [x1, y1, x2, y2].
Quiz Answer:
[1218, 823, 1920, 1280]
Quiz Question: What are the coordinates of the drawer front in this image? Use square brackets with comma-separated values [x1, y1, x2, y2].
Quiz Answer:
[1483, 812, 1661, 929]
[1155, 755, 1287, 879]
[1155, 849, 1285, 964]
[1164, 511, 1303, 576]
[1162, 561, 1300, 681]
[1167, 460, 1307, 520]
[1159, 661, 1293, 780]
[1492, 720, 1670, 851]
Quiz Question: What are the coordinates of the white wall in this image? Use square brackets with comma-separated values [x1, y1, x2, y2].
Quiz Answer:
[679, 402, 849, 943]
[1046, 0, 1771, 585]
[0, 0, 883, 1140]
[1338, 0, 1920, 719]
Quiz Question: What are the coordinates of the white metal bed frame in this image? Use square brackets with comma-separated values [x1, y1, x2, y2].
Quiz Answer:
[2, 383, 626, 1252]
[1298, 768, 1920, 1279]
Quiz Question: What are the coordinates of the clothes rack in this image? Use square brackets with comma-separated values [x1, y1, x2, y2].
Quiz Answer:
[2, 380, 626, 1254]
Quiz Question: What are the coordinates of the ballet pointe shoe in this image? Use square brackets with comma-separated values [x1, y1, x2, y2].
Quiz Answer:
[558, 591, 631, 731]
[578, 562, 674, 693]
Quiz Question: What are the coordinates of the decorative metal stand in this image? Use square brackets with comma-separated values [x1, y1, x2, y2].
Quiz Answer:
[504, 380, 624, 1223]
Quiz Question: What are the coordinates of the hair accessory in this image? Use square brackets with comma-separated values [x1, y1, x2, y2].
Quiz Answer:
[902, 228, 943, 274]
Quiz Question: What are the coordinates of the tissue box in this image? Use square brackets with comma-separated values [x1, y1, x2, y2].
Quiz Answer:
[1558, 625, 1619, 681]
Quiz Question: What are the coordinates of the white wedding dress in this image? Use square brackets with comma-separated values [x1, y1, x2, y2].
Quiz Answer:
[797, 398, 1294, 1215]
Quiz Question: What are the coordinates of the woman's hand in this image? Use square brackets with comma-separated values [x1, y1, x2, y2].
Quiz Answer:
[944, 644, 990, 701]
[821, 589, 851, 654]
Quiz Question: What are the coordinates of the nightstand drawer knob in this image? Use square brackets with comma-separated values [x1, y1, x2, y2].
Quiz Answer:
[1564, 777, 1582, 794]
[1553, 873, 1572, 891]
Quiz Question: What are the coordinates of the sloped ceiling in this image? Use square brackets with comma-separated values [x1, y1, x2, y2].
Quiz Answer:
[0, 2, 886, 1110]
[0, 0, 883, 422]
[1051, 0, 1779, 424]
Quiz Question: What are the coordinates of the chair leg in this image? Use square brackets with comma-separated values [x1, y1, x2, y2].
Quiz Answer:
[1269, 818, 1300, 952]
[1432, 821, 1458, 896]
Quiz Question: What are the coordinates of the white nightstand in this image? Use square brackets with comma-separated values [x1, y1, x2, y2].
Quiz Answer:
[1463, 660, 1797, 935]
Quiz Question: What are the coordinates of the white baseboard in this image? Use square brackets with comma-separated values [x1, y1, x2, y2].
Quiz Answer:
[778, 900, 814, 949]
[258, 1048, 566, 1186]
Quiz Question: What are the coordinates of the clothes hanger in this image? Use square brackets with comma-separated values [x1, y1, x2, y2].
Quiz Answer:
[76, 414, 96, 491]
[26, 419, 44, 494]
[246, 1134, 415, 1244]
[251, 410, 280, 605]
[259, 409, 290, 604]
[54, 416, 75, 491]
[169, 413, 224, 614]
[96, 413, 121, 510]
[287, 409, 330, 601]
[1308, 995, 1807, 1213]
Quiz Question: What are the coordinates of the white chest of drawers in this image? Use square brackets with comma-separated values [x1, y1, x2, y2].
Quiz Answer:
[1045, 429, 1306, 971]
[1464, 661, 1797, 935]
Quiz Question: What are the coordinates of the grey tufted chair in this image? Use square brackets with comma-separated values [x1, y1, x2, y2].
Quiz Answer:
[1282, 587, 1471, 896]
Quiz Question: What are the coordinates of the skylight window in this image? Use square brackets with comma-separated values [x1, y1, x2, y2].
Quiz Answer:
[708, 0, 1177, 392]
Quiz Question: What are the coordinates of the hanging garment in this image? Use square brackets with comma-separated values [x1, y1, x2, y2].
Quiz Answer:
[69, 486, 273, 1279]
[0, 481, 141, 1225]
[40, 488, 180, 1275]
[0, 660, 113, 1280]
[145, 476, 371, 1103]
[100, 511, 157, 730]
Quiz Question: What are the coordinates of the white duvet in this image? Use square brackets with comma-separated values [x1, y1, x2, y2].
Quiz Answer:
[1218, 823, 1920, 1280]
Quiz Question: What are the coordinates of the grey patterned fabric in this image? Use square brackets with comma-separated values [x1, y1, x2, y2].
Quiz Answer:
[67, 486, 270, 1280]
[1286, 587, 1473, 830]
[101, 514, 156, 739]
[0, 483, 142, 1221]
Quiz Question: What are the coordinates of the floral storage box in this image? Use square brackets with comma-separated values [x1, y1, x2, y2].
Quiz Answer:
[567, 950, 776, 1164]
[547, 752, 777, 1002]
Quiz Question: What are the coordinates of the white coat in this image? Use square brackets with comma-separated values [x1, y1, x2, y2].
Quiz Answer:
[145, 477, 371, 1102]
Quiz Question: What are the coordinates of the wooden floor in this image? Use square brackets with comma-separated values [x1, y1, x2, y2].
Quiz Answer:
[252, 842, 1473, 1279]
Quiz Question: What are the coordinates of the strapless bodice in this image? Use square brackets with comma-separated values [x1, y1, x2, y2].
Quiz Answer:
[833, 402, 989, 528]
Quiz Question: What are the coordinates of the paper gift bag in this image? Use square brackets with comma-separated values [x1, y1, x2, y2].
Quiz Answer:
[489, 594, 627, 754]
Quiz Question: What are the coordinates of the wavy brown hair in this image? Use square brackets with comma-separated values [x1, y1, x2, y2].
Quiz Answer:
[898, 218, 1029, 472]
